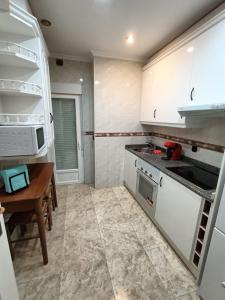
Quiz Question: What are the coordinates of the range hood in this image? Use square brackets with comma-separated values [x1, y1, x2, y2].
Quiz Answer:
[178, 104, 225, 118]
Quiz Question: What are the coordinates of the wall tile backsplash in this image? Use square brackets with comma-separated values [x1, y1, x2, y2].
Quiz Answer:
[93, 57, 144, 188]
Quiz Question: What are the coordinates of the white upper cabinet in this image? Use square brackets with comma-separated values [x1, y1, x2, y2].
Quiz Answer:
[140, 64, 156, 122]
[141, 42, 194, 125]
[140, 15, 225, 126]
[188, 19, 225, 106]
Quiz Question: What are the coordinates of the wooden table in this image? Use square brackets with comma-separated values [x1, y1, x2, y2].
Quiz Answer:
[0, 163, 57, 265]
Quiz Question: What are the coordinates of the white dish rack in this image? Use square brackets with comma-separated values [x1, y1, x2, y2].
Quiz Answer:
[0, 41, 38, 64]
[0, 114, 45, 125]
[0, 79, 42, 96]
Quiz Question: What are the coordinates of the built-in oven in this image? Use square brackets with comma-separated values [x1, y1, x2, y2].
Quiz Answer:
[136, 159, 161, 219]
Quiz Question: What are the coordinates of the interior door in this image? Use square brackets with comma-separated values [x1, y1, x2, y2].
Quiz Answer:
[52, 94, 84, 184]
[0, 207, 19, 300]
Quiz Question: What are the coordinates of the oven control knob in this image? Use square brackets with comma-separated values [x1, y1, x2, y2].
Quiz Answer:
[149, 174, 152, 178]
[145, 171, 148, 174]
[141, 167, 143, 171]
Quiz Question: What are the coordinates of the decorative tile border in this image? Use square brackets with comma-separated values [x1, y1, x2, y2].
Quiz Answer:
[95, 132, 152, 137]
[151, 132, 225, 153]
[84, 131, 94, 135]
[84, 130, 224, 153]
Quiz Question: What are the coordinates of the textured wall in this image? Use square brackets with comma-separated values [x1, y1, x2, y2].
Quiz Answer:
[93, 57, 146, 188]
[49, 58, 94, 184]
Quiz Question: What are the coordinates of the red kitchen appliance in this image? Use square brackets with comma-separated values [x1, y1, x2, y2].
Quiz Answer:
[162, 141, 182, 160]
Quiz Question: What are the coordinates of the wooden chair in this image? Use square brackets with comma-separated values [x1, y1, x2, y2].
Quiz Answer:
[5, 185, 53, 260]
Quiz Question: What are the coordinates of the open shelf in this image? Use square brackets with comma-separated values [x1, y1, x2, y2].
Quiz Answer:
[0, 11, 35, 37]
[0, 41, 38, 68]
[192, 200, 212, 269]
[0, 114, 44, 125]
[0, 79, 41, 97]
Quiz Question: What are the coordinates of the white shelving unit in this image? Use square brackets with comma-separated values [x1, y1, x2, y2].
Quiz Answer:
[0, 9, 35, 37]
[0, 1, 54, 158]
[0, 113, 44, 125]
[0, 41, 38, 68]
[0, 79, 41, 97]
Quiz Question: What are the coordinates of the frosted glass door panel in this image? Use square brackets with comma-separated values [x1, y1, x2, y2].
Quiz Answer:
[52, 98, 78, 170]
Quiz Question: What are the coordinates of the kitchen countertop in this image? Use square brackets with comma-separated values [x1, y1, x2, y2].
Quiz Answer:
[126, 144, 218, 202]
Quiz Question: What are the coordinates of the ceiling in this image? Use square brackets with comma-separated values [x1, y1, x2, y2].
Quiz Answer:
[29, 0, 223, 62]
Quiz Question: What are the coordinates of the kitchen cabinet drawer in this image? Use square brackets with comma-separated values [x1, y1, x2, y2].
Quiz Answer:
[199, 228, 225, 300]
[155, 172, 201, 260]
[124, 150, 137, 195]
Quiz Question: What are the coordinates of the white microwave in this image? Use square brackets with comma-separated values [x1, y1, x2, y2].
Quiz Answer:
[0, 125, 46, 156]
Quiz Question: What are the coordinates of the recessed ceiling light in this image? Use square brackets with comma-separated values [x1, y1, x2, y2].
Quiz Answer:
[187, 46, 194, 53]
[126, 34, 134, 45]
[94, 80, 100, 85]
[40, 19, 52, 27]
[79, 78, 84, 82]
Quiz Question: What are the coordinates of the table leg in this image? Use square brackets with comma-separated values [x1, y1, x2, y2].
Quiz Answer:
[51, 173, 58, 208]
[35, 199, 48, 265]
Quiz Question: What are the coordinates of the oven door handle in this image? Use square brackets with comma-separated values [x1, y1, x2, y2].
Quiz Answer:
[136, 169, 158, 186]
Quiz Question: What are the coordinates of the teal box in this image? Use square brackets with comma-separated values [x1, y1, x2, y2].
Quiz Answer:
[0, 165, 30, 193]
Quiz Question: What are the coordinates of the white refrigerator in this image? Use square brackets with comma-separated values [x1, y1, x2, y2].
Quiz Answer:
[199, 153, 225, 300]
[0, 206, 20, 300]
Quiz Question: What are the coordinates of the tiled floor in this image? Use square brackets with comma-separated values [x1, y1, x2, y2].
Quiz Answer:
[14, 184, 200, 300]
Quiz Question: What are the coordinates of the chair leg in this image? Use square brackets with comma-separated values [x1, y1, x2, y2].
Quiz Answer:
[35, 200, 48, 265]
[47, 201, 53, 231]
[51, 175, 58, 208]
[51, 187, 56, 211]
[20, 224, 27, 236]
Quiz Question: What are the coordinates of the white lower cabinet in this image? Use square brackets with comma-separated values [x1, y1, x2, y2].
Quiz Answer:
[124, 150, 137, 195]
[199, 228, 225, 300]
[155, 172, 201, 260]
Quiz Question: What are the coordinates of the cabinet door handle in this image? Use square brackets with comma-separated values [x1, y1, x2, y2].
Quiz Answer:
[50, 112, 54, 123]
[190, 88, 195, 101]
[135, 160, 137, 167]
[153, 109, 157, 119]
[159, 177, 163, 187]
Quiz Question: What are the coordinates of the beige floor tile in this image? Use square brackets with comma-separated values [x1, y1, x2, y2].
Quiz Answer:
[18, 273, 60, 300]
[15, 184, 198, 300]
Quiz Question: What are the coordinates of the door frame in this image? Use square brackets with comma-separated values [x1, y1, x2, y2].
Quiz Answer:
[52, 93, 84, 184]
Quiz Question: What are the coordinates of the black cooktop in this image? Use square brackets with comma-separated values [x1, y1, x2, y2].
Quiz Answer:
[167, 166, 218, 191]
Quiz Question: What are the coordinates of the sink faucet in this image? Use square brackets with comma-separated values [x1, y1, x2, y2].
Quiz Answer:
[146, 141, 155, 150]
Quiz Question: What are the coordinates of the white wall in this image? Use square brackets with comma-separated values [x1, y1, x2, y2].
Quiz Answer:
[0, 0, 9, 10]
[93, 56, 146, 188]
[49, 58, 94, 184]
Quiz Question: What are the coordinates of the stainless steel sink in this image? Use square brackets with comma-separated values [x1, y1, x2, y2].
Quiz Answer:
[133, 147, 153, 154]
